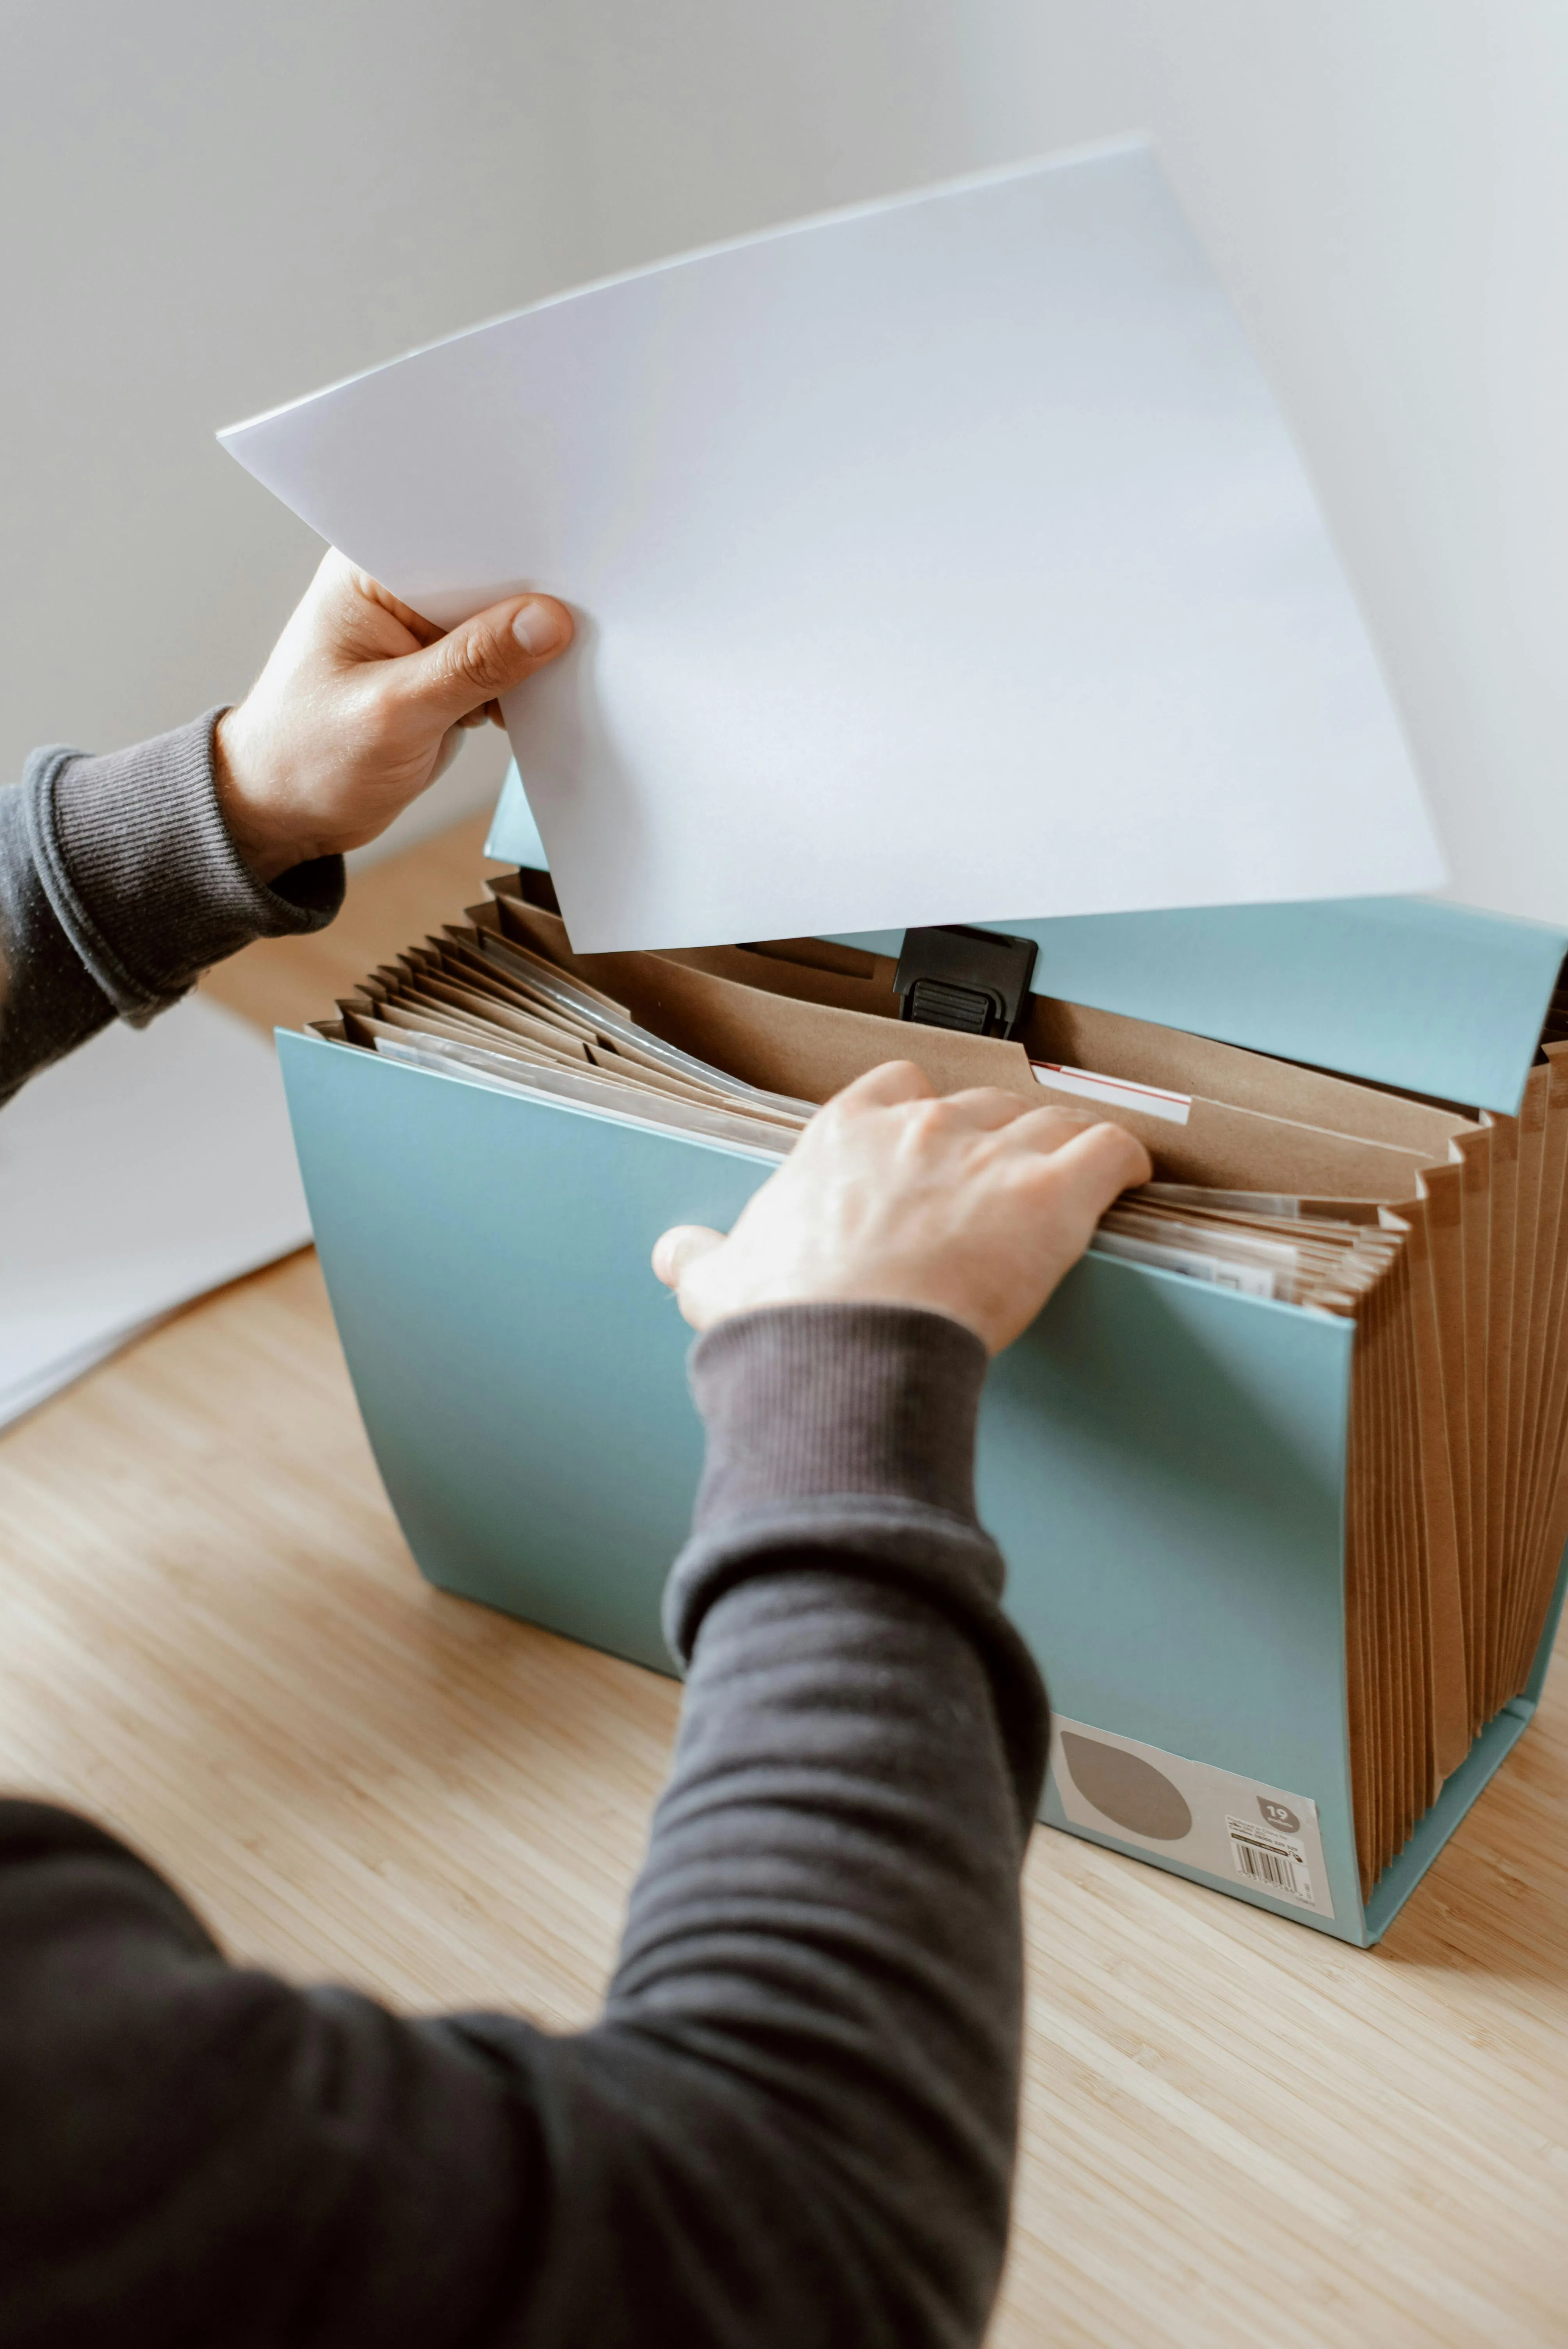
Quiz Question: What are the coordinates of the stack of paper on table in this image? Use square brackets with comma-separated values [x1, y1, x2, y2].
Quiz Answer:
[0, 996, 313, 1428]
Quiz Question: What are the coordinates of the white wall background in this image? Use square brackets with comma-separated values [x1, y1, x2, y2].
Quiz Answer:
[3, 1, 1564, 909]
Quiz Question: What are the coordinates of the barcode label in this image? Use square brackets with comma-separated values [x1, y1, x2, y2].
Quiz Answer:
[1235, 1840, 1300, 1891]
[1227, 1817, 1316, 1907]
[1050, 1725, 1336, 1923]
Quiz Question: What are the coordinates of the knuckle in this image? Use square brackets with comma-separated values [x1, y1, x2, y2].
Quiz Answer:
[1032, 1108, 1097, 1148]
[453, 634, 502, 686]
[449, 632, 507, 697]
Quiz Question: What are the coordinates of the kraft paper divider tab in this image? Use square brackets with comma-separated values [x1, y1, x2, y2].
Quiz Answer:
[1452, 1129, 1495, 1716]
[1344, 1340, 1376, 1889]
[1361, 1287, 1380, 1888]
[1358, 1264, 1404, 1886]
[1381, 1218, 1415, 1843]
[1517, 1252, 1568, 1676]
[1521, 1056, 1568, 1609]
[1504, 1071, 1548, 1613]
[1496, 1051, 1568, 1702]
[1513, 1043, 1568, 1681]
[1386, 1223, 1437, 1810]
[1500, 1068, 1548, 1690]
[1386, 1254, 1420, 1849]
[1418, 1163, 1479, 1735]
[1509, 1054, 1568, 1689]
[1401, 1192, 1470, 1777]
[1504, 1103, 1548, 1699]
[1513, 1062, 1566, 1609]
[1392, 1247, 1423, 1836]
[1530, 1435, 1568, 1693]
[1482, 1110, 1520, 1721]
[1366, 1274, 1397, 1871]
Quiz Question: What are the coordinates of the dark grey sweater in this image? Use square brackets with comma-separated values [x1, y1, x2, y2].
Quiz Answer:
[0, 718, 1048, 2347]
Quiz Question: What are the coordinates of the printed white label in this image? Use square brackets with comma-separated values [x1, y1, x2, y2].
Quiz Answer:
[1031, 1062, 1192, 1125]
[1047, 1717, 1335, 1919]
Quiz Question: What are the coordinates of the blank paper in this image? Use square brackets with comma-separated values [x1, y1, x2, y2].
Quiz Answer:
[0, 996, 312, 1428]
[220, 142, 1445, 953]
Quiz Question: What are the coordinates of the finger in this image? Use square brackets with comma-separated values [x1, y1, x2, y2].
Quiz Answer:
[924, 1085, 1036, 1132]
[341, 558, 446, 647]
[295, 551, 433, 665]
[385, 593, 575, 731]
[828, 1060, 935, 1112]
[1035, 1120, 1154, 1217]
[1000, 1100, 1109, 1157]
[652, 1224, 724, 1291]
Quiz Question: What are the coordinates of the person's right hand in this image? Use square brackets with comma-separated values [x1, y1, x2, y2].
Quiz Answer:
[213, 551, 574, 884]
[652, 1061, 1152, 1355]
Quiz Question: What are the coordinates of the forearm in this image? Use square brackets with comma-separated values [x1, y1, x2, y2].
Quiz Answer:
[0, 1308, 1046, 2348]
[0, 714, 343, 1102]
[569, 1305, 1049, 2345]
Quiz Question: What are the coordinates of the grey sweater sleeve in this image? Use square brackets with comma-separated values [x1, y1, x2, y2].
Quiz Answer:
[0, 713, 343, 1102]
[0, 1306, 1047, 2348]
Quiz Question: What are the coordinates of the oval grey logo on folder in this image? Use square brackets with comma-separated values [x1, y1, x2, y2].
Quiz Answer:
[1060, 1732, 1193, 1842]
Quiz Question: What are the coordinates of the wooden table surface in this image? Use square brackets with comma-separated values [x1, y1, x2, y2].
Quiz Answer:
[2, 816, 1565, 2348]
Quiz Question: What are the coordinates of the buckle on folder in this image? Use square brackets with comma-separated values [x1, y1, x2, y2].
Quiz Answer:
[894, 925, 1038, 1040]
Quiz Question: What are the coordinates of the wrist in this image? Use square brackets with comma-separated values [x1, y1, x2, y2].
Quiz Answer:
[688, 1301, 989, 1536]
[212, 706, 315, 884]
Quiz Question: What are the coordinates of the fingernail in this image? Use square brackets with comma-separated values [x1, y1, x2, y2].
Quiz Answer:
[513, 599, 564, 656]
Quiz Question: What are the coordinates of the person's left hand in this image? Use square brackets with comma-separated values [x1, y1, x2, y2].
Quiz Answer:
[654, 1060, 1151, 1355]
[213, 550, 574, 882]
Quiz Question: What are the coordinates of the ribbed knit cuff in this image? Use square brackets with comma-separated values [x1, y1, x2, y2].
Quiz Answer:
[23, 712, 344, 1020]
[689, 1301, 989, 1533]
[664, 1303, 1048, 1829]
[666, 1302, 1001, 1672]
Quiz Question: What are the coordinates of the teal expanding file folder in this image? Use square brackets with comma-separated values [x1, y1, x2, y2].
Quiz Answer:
[275, 774, 1568, 1948]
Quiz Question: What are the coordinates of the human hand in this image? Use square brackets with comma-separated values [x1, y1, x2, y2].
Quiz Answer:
[213, 550, 573, 882]
[653, 1061, 1152, 1355]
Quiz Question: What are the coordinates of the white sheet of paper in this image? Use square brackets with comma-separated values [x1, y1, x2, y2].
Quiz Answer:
[0, 996, 312, 1429]
[220, 141, 1444, 954]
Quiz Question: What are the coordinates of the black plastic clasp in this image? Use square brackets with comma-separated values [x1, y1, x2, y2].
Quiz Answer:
[893, 925, 1038, 1040]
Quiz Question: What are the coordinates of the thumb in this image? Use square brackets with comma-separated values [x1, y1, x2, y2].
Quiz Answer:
[652, 1224, 725, 1295]
[388, 593, 574, 731]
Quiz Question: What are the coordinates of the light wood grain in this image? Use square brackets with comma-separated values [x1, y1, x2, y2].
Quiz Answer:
[1, 819, 1564, 2347]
